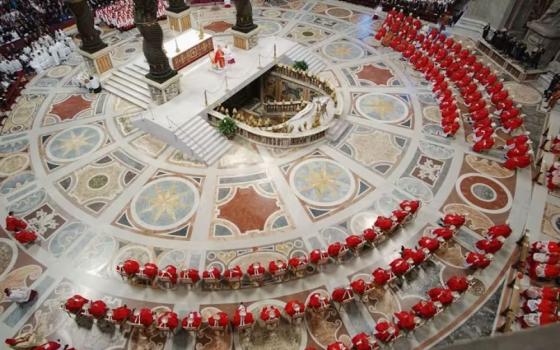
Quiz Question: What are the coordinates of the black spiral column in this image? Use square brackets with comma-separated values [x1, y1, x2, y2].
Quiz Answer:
[65, 0, 107, 53]
[134, 0, 177, 83]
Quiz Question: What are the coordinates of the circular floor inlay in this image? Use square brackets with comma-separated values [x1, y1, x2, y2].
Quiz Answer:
[0, 139, 28, 154]
[262, 9, 282, 18]
[290, 158, 356, 207]
[551, 214, 560, 234]
[503, 81, 542, 105]
[396, 177, 434, 203]
[356, 93, 409, 123]
[0, 239, 16, 279]
[255, 20, 282, 36]
[0, 153, 29, 177]
[131, 177, 199, 231]
[552, 215, 560, 235]
[46, 125, 104, 162]
[326, 7, 353, 18]
[47, 65, 72, 78]
[88, 174, 109, 189]
[423, 105, 441, 123]
[456, 173, 512, 214]
[0, 172, 35, 195]
[471, 183, 497, 202]
[323, 41, 365, 61]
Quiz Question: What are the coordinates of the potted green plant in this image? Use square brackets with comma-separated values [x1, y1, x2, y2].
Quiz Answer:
[218, 117, 237, 139]
[293, 60, 309, 71]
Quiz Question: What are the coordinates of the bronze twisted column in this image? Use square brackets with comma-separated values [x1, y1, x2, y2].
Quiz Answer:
[64, 0, 107, 53]
[232, 0, 257, 33]
[167, 0, 189, 13]
[133, 0, 177, 83]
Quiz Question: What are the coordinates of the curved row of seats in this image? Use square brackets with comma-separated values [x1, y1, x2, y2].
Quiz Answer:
[375, 12, 532, 170]
[116, 200, 422, 290]
[66, 216, 513, 349]
[326, 222, 513, 349]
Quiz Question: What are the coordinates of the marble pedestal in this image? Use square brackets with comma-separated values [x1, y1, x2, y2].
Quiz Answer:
[144, 74, 182, 105]
[231, 27, 259, 50]
[525, 22, 560, 67]
[79, 46, 113, 76]
[167, 9, 192, 32]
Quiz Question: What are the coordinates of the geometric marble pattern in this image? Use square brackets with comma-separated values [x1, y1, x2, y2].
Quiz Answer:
[342, 62, 402, 87]
[286, 23, 334, 46]
[540, 202, 560, 240]
[115, 172, 203, 238]
[0, 2, 536, 349]
[213, 172, 291, 238]
[45, 124, 105, 162]
[1, 94, 47, 134]
[131, 177, 198, 230]
[57, 152, 142, 215]
[356, 93, 409, 123]
[282, 150, 374, 220]
[332, 125, 409, 175]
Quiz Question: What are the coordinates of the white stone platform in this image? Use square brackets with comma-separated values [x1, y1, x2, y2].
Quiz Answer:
[131, 36, 297, 164]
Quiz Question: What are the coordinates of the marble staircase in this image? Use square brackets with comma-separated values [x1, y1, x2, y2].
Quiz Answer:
[110, 60, 232, 164]
[285, 45, 327, 74]
[104, 63, 151, 109]
[326, 118, 352, 142]
[537, 71, 555, 91]
[173, 116, 232, 165]
[453, 16, 485, 39]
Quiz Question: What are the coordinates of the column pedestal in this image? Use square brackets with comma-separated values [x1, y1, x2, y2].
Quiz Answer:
[524, 22, 560, 67]
[79, 46, 113, 76]
[231, 27, 259, 50]
[144, 74, 182, 105]
[167, 9, 192, 32]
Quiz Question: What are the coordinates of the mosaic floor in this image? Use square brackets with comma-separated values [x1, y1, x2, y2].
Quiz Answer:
[0, 0, 536, 349]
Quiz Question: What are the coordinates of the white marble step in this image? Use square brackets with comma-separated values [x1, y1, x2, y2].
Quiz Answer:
[286, 45, 307, 57]
[184, 123, 224, 152]
[119, 66, 146, 82]
[104, 84, 149, 109]
[105, 78, 150, 100]
[176, 115, 207, 135]
[326, 118, 351, 142]
[133, 61, 150, 73]
[195, 126, 220, 145]
[113, 70, 149, 89]
[127, 63, 149, 77]
[174, 116, 232, 164]
[297, 52, 324, 73]
[109, 75, 151, 97]
[452, 16, 485, 40]
[285, 45, 326, 74]
[537, 72, 554, 90]
[178, 131, 230, 165]
[205, 140, 232, 165]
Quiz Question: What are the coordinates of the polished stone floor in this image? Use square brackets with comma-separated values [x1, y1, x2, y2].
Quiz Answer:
[0, 0, 541, 349]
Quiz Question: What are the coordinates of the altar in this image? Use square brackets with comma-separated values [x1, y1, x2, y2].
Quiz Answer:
[165, 29, 214, 71]
[131, 36, 298, 161]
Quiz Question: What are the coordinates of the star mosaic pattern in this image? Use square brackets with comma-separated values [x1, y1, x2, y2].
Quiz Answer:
[0, 1, 537, 349]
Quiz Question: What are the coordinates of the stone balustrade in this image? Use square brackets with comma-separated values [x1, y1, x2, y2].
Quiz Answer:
[272, 64, 338, 108]
[263, 100, 307, 113]
[208, 110, 329, 148]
